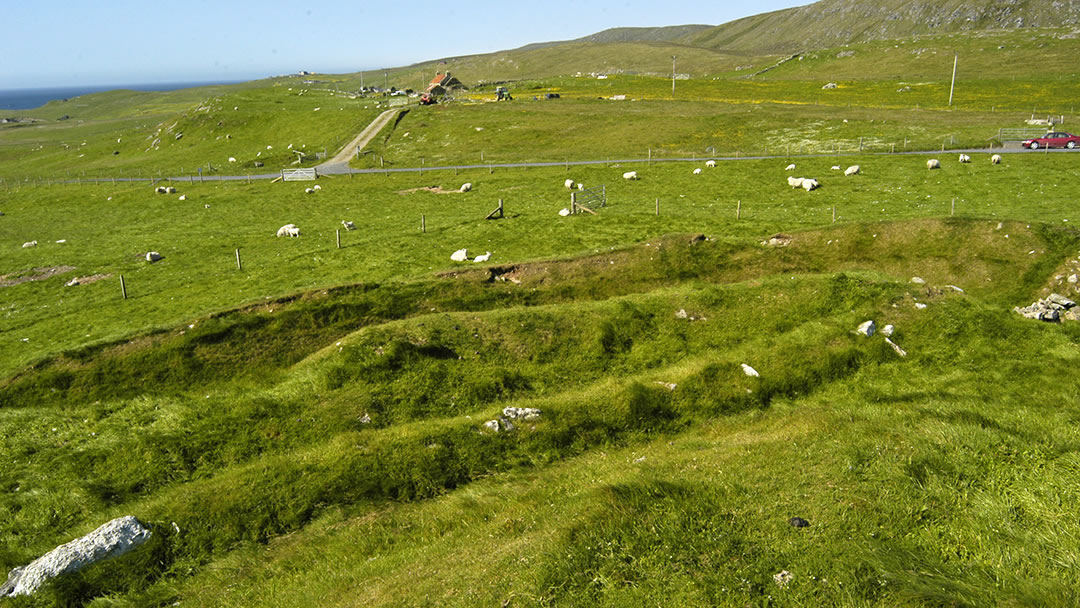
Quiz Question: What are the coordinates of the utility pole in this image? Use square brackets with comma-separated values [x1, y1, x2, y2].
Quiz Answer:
[948, 52, 958, 107]
[672, 55, 677, 97]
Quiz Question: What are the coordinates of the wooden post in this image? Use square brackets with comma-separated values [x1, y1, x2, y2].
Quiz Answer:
[565, 159, 569, 171]
[571, 192, 577, 214]
[648, 148, 652, 166]
[236, 248, 242, 270]
[832, 205, 837, 223]
[336, 229, 341, 249]
[420, 157, 424, 176]
[421, 214, 426, 233]
[655, 198, 659, 216]
[951, 198, 955, 216]
[488, 163, 492, 174]
[737, 200, 742, 220]
[120, 275, 127, 300]
[859, 137, 863, 152]
[891, 143, 895, 154]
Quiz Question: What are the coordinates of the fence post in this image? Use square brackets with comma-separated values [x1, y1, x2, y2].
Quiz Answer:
[236, 248, 243, 270]
[951, 198, 955, 216]
[655, 198, 659, 216]
[421, 214, 426, 233]
[832, 205, 836, 223]
[648, 148, 652, 166]
[571, 192, 577, 214]
[336, 229, 341, 249]
[737, 200, 742, 220]
[120, 275, 127, 300]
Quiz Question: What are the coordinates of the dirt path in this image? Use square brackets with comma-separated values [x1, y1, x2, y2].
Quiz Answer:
[319, 109, 399, 172]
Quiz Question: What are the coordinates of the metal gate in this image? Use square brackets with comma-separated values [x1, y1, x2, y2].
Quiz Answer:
[571, 184, 606, 214]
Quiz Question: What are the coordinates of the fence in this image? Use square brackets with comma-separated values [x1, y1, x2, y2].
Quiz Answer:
[997, 128, 1051, 141]
[282, 168, 317, 181]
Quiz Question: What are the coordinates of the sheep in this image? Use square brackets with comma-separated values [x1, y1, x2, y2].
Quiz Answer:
[276, 224, 300, 238]
[693, 168, 702, 175]
[450, 248, 468, 262]
[473, 251, 492, 263]
[787, 176, 805, 188]
[564, 178, 575, 189]
[146, 251, 162, 262]
[22, 240, 37, 248]
[313, 184, 321, 191]
[342, 220, 356, 231]
[228, 157, 236, 163]
[623, 171, 638, 180]
[305, 187, 314, 194]
[958, 154, 971, 163]
[802, 178, 820, 191]
[578, 183, 584, 190]
[927, 159, 941, 170]
[705, 160, 716, 168]
[165, 186, 176, 194]
[785, 163, 796, 171]
[459, 183, 472, 193]
[178, 195, 186, 201]
[991, 154, 1002, 165]
[831, 165, 842, 171]
[844, 165, 860, 176]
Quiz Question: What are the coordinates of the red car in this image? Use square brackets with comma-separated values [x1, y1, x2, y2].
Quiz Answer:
[1021, 131, 1080, 149]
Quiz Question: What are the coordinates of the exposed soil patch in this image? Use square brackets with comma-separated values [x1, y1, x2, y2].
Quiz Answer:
[66, 273, 112, 287]
[0, 266, 76, 288]
[397, 186, 462, 195]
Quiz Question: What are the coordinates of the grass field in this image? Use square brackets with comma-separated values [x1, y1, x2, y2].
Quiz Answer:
[3, 26, 1080, 607]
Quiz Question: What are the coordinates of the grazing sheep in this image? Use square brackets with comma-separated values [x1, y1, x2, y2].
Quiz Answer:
[958, 154, 971, 163]
[276, 224, 300, 238]
[313, 184, 321, 190]
[927, 159, 941, 170]
[578, 183, 584, 190]
[564, 178, 575, 189]
[305, 187, 314, 194]
[991, 154, 1002, 165]
[155, 186, 167, 194]
[450, 248, 468, 262]
[22, 240, 37, 248]
[178, 195, 186, 201]
[802, 178, 820, 191]
[622, 171, 638, 180]
[228, 157, 236, 163]
[145, 251, 162, 262]
[459, 183, 472, 193]
[473, 251, 492, 263]
[558, 208, 571, 216]
[705, 160, 716, 168]
[787, 176, 805, 188]
[844, 165, 860, 176]
[693, 168, 702, 175]
[165, 186, 176, 194]
[831, 165, 842, 171]
[785, 163, 796, 171]
[342, 220, 356, 231]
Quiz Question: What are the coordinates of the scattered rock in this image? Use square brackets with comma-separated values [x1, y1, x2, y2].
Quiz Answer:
[741, 363, 760, 377]
[1, 516, 151, 598]
[897, 86, 912, 93]
[856, 320, 876, 337]
[788, 517, 810, 528]
[822, 82, 838, 89]
[915, 303, 928, 310]
[1068, 274, 1078, 284]
[1015, 293, 1076, 322]
[675, 309, 689, 319]
[885, 337, 907, 357]
[880, 324, 895, 337]
[836, 50, 855, 58]
[910, 277, 926, 285]
[482, 417, 516, 433]
[558, 208, 571, 217]
[762, 233, 792, 247]
[502, 407, 541, 420]
[655, 382, 677, 391]
[358, 413, 371, 424]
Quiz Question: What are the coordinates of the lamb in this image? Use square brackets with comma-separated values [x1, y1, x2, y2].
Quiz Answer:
[450, 248, 468, 262]
[802, 178, 820, 191]
[276, 224, 300, 238]
[459, 183, 472, 193]
[623, 171, 638, 180]
[705, 160, 716, 168]
[991, 154, 1002, 165]
[564, 178, 575, 189]
[785, 163, 796, 171]
[787, 176, 805, 188]
[693, 168, 702, 175]
[313, 184, 322, 191]
[22, 240, 37, 248]
[473, 251, 492, 263]
[844, 165, 860, 176]
[342, 220, 356, 231]
[831, 165, 842, 170]
[927, 159, 941, 170]
[958, 154, 971, 163]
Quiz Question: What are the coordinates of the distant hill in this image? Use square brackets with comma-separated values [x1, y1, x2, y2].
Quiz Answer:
[516, 24, 714, 52]
[681, 0, 1080, 54]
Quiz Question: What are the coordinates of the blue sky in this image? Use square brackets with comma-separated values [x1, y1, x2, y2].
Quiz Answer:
[2, 0, 807, 89]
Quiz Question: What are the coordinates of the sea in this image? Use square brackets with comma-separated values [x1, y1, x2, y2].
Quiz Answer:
[0, 81, 246, 111]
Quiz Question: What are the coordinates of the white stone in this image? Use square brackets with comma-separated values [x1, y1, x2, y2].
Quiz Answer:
[856, 320, 876, 337]
[1, 516, 151, 597]
[910, 277, 926, 284]
[885, 337, 907, 357]
[1068, 274, 1078, 284]
[915, 302, 928, 309]
[880, 324, 894, 337]
[741, 363, 760, 377]
[503, 407, 541, 420]
[145, 251, 162, 262]
[558, 208, 571, 217]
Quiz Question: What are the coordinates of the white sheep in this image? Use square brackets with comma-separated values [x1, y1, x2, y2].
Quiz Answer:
[787, 176, 805, 188]
[276, 224, 300, 238]
[802, 178, 819, 191]
[146, 251, 162, 262]
[705, 160, 716, 168]
[844, 165, 860, 176]
[305, 187, 314, 194]
[623, 171, 638, 180]
[165, 186, 176, 194]
[831, 165, 842, 171]
[155, 186, 167, 194]
[785, 163, 796, 171]
[473, 251, 492, 263]
[693, 168, 702, 175]
[958, 154, 971, 163]
[22, 240, 37, 248]
[564, 178, 575, 189]
[558, 208, 571, 216]
[927, 159, 941, 170]
[450, 248, 468, 262]
[228, 157, 236, 163]
[991, 154, 1002, 165]
[313, 184, 321, 191]
[578, 183, 584, 190]
[178, 195, 186, 201]
[342, 220, 356, 231]
[459, 183, 472, 193]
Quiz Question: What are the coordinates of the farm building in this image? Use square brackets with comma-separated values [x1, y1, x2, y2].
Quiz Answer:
[425, 72, 467, 98]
